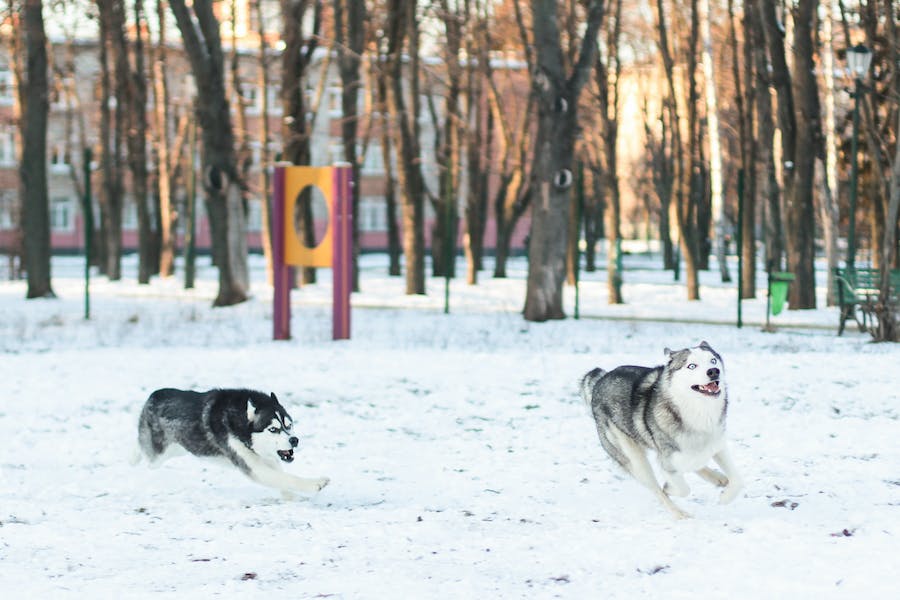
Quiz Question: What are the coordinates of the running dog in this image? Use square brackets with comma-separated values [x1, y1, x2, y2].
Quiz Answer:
[580, 342, 742, 518]
[133, 388, 329, 496]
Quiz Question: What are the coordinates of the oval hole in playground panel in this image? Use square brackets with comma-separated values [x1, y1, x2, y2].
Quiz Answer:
[292, 184, 329, 249]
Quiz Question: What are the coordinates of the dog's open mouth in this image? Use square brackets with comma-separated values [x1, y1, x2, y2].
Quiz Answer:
[277, 449, 294, 463]
[692, 381, 721, 396]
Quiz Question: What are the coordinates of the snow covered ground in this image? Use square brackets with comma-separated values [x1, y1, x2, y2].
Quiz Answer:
[1, 251, 898, 598]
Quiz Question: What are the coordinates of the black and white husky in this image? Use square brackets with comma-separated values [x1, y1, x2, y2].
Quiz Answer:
[133, 388, 329, 496]
[580, 342, 742, 519]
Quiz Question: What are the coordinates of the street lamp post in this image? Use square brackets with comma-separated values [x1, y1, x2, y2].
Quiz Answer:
[845, 44, 872, 272]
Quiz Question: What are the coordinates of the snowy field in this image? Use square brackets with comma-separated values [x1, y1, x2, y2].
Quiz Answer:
[1, 251, 898, 599]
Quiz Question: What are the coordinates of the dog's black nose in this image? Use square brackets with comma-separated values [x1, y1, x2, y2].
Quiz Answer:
[289, 436, 299, 448]
[707, 367, 720, 380]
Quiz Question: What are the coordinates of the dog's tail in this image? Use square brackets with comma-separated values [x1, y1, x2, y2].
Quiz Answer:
[580, 367, 606, 408]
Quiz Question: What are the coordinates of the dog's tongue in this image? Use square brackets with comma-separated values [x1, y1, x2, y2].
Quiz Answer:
[701, 381, 720, 394]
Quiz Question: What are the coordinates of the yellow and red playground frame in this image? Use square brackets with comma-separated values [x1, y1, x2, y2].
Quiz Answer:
[272, 165, 353, 340]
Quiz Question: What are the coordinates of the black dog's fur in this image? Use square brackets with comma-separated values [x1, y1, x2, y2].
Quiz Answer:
[135, 388, 329, 495]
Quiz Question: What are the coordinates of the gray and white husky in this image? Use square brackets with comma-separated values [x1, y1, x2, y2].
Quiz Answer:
[133, 388, 329, 496]
[580, 342, 742, 519]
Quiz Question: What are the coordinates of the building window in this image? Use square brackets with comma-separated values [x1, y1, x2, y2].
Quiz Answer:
[0, 68, 14, 106]
[359, 196, 387, 232]
[50, 197, 75, 232]
[0, 126, 15, 166]
[122, 197, 138, 231]
[362, 143, 385, 175]
[247, 196, 262, 232]
[327, 87, 342, 116]
[0, 191, 16, 230]
[50, 144, 72, 174]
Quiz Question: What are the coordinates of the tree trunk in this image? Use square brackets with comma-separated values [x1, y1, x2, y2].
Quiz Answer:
[656, 0, 700, 299]
[759, 0, 818, 309]
[280, 0, 320, 286]
[255, 0, 274, 285]
[787, 0, 819, 309]
[155, 0, 176, 278]
[734, 0, 756, 298]
[386, 0, 426, 295]
[700, 0, 731, 283]
[97, 0, 124, 281]
[21, 0, 54, 298]
[749, 0, 782, 272]
[170, 0, 248, 306]
[524, 0, 605, 321]
[118, 0, 153, 284]
[596, 0, 623, 304]
[819, 0, 839, 305]
[334, 0, 365, 291]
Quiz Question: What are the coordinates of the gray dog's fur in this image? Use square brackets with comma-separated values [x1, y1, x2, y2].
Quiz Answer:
[580, 342, 742, 518]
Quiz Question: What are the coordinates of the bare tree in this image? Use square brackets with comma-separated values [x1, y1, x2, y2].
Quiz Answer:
[385, 0, 428, 294]
[154, 0, 176, 277]
[21, 0, 54, 297]
[758, 0, 820, 309]
[170, 0, 249, 306]
[334, 0, 366, 291]
[96, 0, 125, 280]
[254, 0, 274, 285]
[491, 0, 534, 279]
[656, 0, 700, 299]
[280, 0, 321, 285]
[732, 0, 756, 297]
[595, 0, 623, 304]
[523, 0, 605, 321]
[429, 0, 465, 280]
[700, 0, 730, 283]
[120, 0, 153, 283]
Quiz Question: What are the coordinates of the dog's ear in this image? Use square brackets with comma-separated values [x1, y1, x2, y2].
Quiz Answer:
[246, 398, 257, 424]
[270, 392, 279, 404]
[699, 340, 712, 350]
[664, 347, 673, 359]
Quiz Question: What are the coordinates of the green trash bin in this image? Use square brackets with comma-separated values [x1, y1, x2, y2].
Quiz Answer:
[769, 272, 795, 316]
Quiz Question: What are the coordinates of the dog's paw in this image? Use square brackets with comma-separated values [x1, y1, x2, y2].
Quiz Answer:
[669, 506, 692, 520]
[719, 482, 743, 505]
[314, 477, 330, 492]
[663, 480, 690, 498]
[697, 467, 729, 487]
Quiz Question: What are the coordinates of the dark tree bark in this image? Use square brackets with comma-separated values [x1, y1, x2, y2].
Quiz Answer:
[21, 0, 54, 298]
[523, 0, 605, 321]
[463, 4, 489, 285]
[493, 0, 535, 279]
[170, 0, 249, 306]
[280, 0, 320, 285]
[119, 0, 153, 284]
[385, 0, 427, 294]
[759, 0, 819, 309]
[734, 0, 757, 298]
[96, 0, 125, 280]
[749, 0, 782, 272]
[373, 72, 402, 276]
[254, 0, 274, 285]
[430, 0, 464, 280]
[596, 0, 623, 304]
[334, 0, 366, 291]
[154, 0, 176, 277]
[656, 0, 700, 299]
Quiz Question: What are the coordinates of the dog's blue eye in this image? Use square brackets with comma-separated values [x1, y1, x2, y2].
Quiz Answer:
[687, 364, 697, 369]
[268, 427, 279, 433]
[710, 358, 717, 365]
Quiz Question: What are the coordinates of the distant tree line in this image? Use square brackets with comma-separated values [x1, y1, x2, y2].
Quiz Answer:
[6, 0, 900, 338]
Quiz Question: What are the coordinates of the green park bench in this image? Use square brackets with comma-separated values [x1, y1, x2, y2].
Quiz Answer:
[833, 267, 900, 335]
